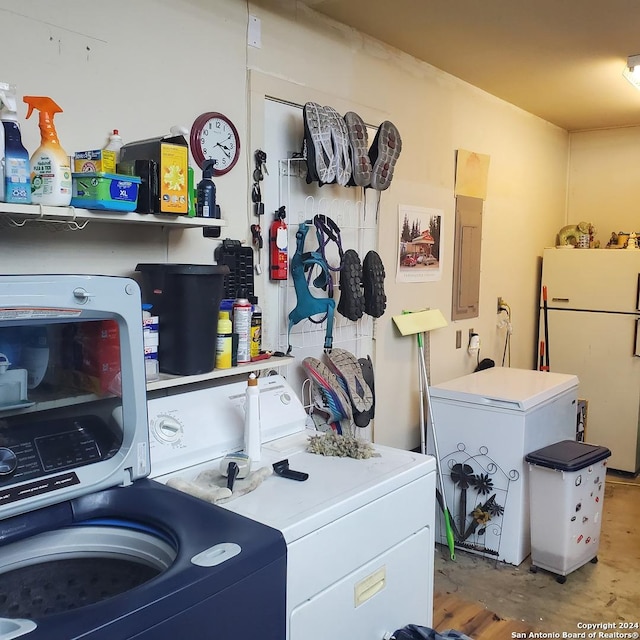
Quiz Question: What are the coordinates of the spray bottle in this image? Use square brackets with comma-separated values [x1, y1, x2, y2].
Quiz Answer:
[0, 82, 30, 204]
[23, 96, 71, 206]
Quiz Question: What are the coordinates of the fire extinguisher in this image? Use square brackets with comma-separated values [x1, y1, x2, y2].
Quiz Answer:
[269, 206, 288, 280]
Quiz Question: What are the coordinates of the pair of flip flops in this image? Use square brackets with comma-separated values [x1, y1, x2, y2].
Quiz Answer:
[303, 349, 376, 429]
[304, 103, 402, 190]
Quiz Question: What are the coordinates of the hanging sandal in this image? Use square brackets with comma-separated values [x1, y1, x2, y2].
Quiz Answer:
[362, 250, 386, 318]
[354, 355, 376, 427]
[302, 357, 354, 436]
[324, 348, 374, 414]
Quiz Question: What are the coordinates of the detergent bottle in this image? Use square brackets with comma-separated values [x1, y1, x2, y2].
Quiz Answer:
[23, 96, 72, 206]
[0, 82, 30, 204]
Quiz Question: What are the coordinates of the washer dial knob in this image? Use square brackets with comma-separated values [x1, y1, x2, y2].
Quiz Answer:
[151, 414, 183, 444]
[0, 447, 18, 476]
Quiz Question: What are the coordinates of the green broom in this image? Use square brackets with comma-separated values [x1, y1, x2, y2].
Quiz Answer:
[393, 309, 456, 561]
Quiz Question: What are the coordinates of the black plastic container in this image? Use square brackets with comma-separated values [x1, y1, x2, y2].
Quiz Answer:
[525, 440, 611, 471]
[135, 264, 230, 375]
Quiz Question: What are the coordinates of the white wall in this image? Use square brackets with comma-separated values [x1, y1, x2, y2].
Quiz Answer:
[0, 0, 570, 449]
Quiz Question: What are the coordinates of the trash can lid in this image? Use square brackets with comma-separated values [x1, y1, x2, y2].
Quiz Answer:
[135, 263, 230, 276]
[525, 440, 611, 471]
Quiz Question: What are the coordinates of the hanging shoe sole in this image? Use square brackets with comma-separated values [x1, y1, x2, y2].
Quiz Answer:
[324, 106, 352, 187]
[344, 111, 371, 187]
[354, 355, 376, 427]
[337, 249, 364, 322]
[302, 357, 354, 431]
[362, 250, 386, 318]
[325, 348, 374, 414]
[369, 120, 402, 191]
[303, 102, 335, 184]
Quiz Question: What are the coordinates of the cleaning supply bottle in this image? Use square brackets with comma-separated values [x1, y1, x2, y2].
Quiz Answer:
[0, 82, 30, 204]
[215, 310, 233, 369]
[250, 296, 262, 359]
[244, 373, 261, 463]
[23, 96, 71, 206]
[196, 159, 216, 218]
[233, 287, 252, 364]
[104, 129, 123, 163]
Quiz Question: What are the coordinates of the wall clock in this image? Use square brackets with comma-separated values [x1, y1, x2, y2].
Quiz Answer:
[190, 112, 241, 175]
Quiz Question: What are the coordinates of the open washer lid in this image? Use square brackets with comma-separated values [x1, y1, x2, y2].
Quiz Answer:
[0, 274, 150, 521]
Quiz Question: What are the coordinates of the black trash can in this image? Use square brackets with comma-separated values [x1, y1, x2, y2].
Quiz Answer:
[135, 263, 230, 375]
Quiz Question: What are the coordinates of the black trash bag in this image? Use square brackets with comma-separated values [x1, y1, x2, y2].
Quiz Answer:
[391, 625, 474, 640]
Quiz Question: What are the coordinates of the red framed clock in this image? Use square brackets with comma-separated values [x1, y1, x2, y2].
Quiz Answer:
[190, 112, 241, 175]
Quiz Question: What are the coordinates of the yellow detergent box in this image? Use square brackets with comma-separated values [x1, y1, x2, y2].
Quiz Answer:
[74, 149, 117, 174]
[119, 135, 188, 214]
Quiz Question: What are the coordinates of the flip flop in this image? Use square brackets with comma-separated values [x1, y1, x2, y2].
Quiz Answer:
[337, 249, 364, 322]
[354, 355, 376, 427]
[324, 106, 352, 187]
[362, 250, 386, 318]
[325, 348, 374, 414]
[369, 120, 402, 191]
[344, 111, 371, 187]
[302, 357, 354, 430]
[303, 102, 335, 185]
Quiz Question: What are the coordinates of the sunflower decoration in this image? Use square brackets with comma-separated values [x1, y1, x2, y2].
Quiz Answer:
[472, 504, 491, 526]
[451, 463, 475, 533]
[473, 472, 494, 495]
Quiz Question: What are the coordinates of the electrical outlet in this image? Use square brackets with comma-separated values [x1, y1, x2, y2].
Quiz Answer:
[497, 297, 504, 313]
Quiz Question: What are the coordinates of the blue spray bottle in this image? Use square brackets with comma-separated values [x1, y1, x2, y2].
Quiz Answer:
[0, 82, 30, 204]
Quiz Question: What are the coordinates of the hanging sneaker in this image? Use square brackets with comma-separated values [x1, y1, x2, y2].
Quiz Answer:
[362, 250, 386, 318]
[369, 120, 402, 191]
[344, 111, 371, 187]
[337, 249, 364, 322]
[303, 102, 335, 185]
[323, 106, 351, 186]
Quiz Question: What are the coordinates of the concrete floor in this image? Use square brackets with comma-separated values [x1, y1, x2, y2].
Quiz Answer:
[434, 472, 640, 632]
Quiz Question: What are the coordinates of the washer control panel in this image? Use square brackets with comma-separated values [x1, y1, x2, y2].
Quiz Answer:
[147, 375, 307, 478]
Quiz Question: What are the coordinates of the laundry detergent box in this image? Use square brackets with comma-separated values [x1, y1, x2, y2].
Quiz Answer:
[71, 172, 141, 212]
[119, 134, 189, 214]
[74, 149, 117, 174]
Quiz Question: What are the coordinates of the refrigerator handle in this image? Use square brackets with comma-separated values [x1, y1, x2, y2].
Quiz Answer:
[635, 319, 640, 357]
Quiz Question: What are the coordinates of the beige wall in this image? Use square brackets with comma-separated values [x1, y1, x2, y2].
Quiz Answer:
[567, 126, 640, 242]
[0, 0, 570, 449]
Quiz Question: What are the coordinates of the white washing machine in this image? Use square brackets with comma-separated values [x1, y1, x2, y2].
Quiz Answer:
[148, 375, 437, 640]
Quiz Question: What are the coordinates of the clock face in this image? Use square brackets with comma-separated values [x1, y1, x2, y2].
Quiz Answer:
[190, 112, 240, 175]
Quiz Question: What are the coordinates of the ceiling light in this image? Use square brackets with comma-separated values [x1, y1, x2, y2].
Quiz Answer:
[623, 54, 640, 89]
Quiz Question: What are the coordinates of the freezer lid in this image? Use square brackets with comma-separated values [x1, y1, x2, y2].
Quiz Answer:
[429, 367, 578, 411]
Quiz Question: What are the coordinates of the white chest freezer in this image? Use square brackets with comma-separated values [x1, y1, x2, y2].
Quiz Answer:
[428, 367, 578, 565]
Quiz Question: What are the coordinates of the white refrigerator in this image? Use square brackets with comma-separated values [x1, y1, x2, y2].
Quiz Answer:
[429, 367, 577, 565]
[541, 247, 640, 474]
